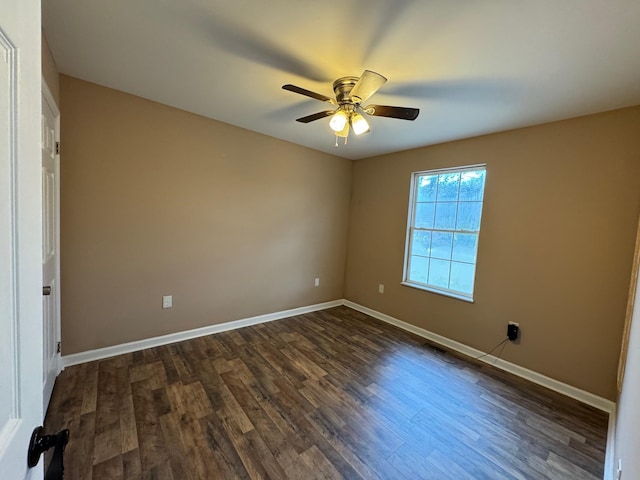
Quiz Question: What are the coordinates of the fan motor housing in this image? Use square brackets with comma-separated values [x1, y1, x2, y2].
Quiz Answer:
[333, 76, 359, 104]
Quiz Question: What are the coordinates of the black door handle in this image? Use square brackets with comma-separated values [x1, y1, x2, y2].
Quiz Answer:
[28, 426, 69, 480]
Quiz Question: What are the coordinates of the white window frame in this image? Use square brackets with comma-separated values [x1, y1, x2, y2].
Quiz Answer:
[402, 164, 486, 302]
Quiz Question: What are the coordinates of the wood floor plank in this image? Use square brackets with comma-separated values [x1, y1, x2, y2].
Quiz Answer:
[201, 412, 252, 479]
[92, 455, 124, 479]
[120, 394, 139, 454]
[92, 421, 122, 466]
[131, 377, 167, 472]
[299, 444, 344, 480]
[217, 405, 275, 479]
[122, 449, 142, 479]
[69, 412, 97, 480]
[304, 409, 384, 480]
[182, 414, 225, 479]
[45, 306, 609, 479]
[157, 412, 200, 480]
[80, 363, 99, 415]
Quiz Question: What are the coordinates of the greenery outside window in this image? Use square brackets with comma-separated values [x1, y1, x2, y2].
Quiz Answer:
[403, 165, 486, 301]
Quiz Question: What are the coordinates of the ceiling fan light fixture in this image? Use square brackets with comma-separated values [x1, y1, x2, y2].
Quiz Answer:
[329, 110, 348, 132]
[282, 69, 419, 146]
[351, 113, 370, 135]
[335, 122, 349, 138]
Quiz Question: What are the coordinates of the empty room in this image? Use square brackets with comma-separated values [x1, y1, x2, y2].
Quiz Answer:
[2, 1, 640, 479]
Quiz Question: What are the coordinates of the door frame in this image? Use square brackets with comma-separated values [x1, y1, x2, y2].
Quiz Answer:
[41, 77, 61, 410]
[618, 212, 640, 391]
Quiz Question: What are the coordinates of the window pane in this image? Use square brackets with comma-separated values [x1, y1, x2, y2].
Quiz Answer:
[415, 202, 435, 228]
[405, 166, 485, 299]
[459, 170, 486, 201]
[450, 261, 475, 294]
[428, 258, 450, 289]
[409, 255, 429, 284]
[436, 173, 460, 201]
[456, 201, 482, 231]
[431, 232, 453, 260]
[411, 230, 431, 256]
[416, 175, 437, 202]
[434, 202, 457, 230]
[452, 233, 478, 263]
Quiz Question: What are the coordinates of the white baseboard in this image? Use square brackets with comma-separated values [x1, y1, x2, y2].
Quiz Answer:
[343, 300, 616, 413]
[60, 299, 343, 368]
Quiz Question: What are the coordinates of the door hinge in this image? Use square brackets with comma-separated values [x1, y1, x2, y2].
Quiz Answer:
[55, 142, 60, 155]
[56, 342, 61, 354]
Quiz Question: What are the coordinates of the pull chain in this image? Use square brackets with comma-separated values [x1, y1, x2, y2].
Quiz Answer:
[334, 135, 349, 147]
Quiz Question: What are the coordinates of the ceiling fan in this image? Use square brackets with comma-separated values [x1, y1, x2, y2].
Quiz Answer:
[282, 70, 419, 145]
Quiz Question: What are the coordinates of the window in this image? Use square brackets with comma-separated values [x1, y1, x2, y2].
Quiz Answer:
[403, 165, 486, 301]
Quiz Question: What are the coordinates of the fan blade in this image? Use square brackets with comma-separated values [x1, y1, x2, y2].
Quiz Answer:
[296, 111, 335, 123]
[283, 85, 335, 104]
[181, 5, 330, 82]
[365, 105, 419, 120]
[349, 70, 387, 103]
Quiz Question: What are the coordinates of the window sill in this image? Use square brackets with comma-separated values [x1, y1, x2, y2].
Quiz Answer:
[400, 281, 475, 303]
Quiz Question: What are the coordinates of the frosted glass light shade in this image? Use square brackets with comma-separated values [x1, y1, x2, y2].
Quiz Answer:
[329, 110, 348, 132]
[351, 113, 370, 135]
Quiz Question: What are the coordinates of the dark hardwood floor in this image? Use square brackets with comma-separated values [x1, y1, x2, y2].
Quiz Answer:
[45, 306, 609, 479]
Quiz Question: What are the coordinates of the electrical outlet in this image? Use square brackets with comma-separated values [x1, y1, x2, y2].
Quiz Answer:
[507, 322, 519, 341]
[314, 277, 320, 287]
[162, 295, 172, 309]
[378, 284, 384, 294]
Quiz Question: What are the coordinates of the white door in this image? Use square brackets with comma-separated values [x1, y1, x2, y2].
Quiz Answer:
[42, 84, 61, 412]
[0, 1, 46, 479]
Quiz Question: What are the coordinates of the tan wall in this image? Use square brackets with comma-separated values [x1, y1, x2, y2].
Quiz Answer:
[60, 75, 351, 354]
[345, 106, 640, 400]
[41, 31, 59, 104]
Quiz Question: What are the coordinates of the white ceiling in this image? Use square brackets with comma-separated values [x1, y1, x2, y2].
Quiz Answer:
[42, 0, 640, 160]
